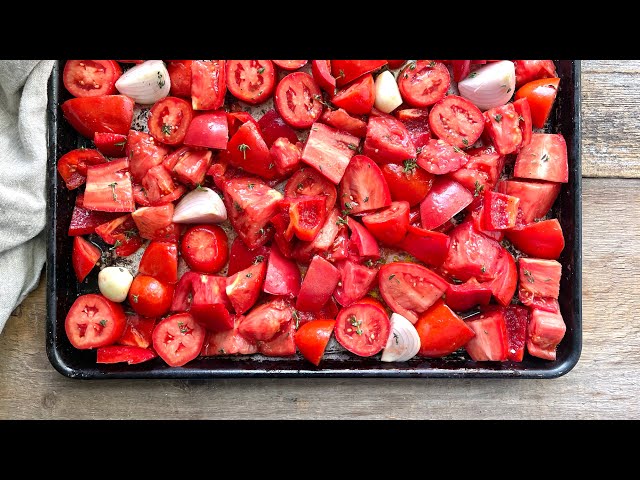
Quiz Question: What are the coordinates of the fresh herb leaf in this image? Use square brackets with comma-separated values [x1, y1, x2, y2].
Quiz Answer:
[428, 60, 436, 67]
[453, 146, 463, 153]
[109, 240, 122, 251]
[132, 294, 139, 303]
[347, 143, 358, 151]
[468, 72, 478, 79]
[99, 319, 107, 327]
[523, 269, 535, 283]
[481, 265, 487, 273]
[246, 273, 253, 278]
[403, 158, 417, 173]
[178, 321, 188, 334]
[253, 255, 264, 264]
[541, 153, 549, 162]
[388, 274, 396, 281]
[161, 124, 172, 136]
[268, 163, 274, 170]
[248, 183, 255, 190]
[257, 66, 265, 74]
[336, 216, 348, 226]
[474, 180, 485, 197]
[238, 143, 250, 160]
[348, 315, 363, 335]
[393, 332, 399, 345]
[113, 140, 127, 148]
[494, 114, 502, 123]
[292, 310, 301, 329]
[108, 182, 118, 202]
[363, 196, 369, 203]
[233, 201, 243, 212]
[462, 138, 469, 146]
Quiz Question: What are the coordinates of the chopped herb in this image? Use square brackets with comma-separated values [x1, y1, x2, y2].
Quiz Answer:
[113, 140, 127, 148]
[474, 180, 485, 197]
[313, 94, 332, 108]
[195, 183, 205, 190]
[347, 143, 358, 151]
[248, 183, 255, 190]
[336, 216, 349, 226]
[157, 72, 165, 89]
[409, 61, 417, 70]
[523, 269, 535, 283]
[393, 332, 399, 345]
[481, 265, 487, 273]
[403, 158, 417, 173]
[268, 163, 274, 170]
[258, 228, 265, 235]
[161, 124, 172, 136]
[292, 310, 301, 329]
[348, 315, 363, 335]
[462, 138, 469, 146]
[219, 348, 226, 354]
[311, 127, 318, 131]
[253, 255, 265, 264]
[451, 278, 463, 285]
[363, 196, 369, 203]
[336, 69, 345, 79]
[123, 229, 137, 239]
[132, 294, 139, 303]
[453, 146, 463, 153]
[319, 165, 323, 171]
[541, 153, 549, 162]
[109, 240, 122, 251]
[518, 115, 525, 122]
[416, 146, 423, 155]
[233, 201, 243, 212]
[494, 114, 502, 123]
[428, 60, 436, 67]
[178, 321, 188, 334]
[388, 274, 396, 281]
[246, 273, 253, 278]
[468, 72, 478, 79]
[238, 143, 250, 160]
[297, 183, 304, 191]
[364, 259, 374, 268]
[257, 66, 265, 74]
[99, 319, 107, 327]
[108, 182, 118, 202]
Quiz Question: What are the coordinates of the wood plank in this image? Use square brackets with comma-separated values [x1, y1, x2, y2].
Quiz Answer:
[0, 177, 638, 419]
[582, 60, 640, 178]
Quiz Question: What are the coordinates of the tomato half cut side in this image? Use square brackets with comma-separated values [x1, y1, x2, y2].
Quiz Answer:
[428, 95, 484, 149]
[275, 72, 323, 129]
[63, 60, 122, 97]
[65, 293, 126, 349]
[180, 224, 229, 274]
[339, 154, 391, 214]
[152, 313, 205, 367]
[398, 60, 450, 107]
[148, 96, 193, 145]
[226, 60, 276, 105]
[335, 303, 390, 357]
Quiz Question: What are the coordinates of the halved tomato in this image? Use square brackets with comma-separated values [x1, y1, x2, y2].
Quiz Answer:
[340, 154, 391, 214]
[275, 72, 323, 129]
[514, 133, 568, 183]
[181, 224, 228, 274]
[415, 299, 475, 357]
[362, 201, 410, 245]
[63, 60, 122, 97]
[57, 148, 107, 190]
[226, 60, 275, 105]
[378, 262, 448, 324]
[65, 293, 126, 349]
[301, 122, 359, 184]
[295, 319, 335, 366]
[331, 74, 375, 116]
[428, 95, 484, 149]
[152, 313, 205, 367]
[191, 60, 226, 110]
[148, 96, 193, 145]
[61, 95, 134, 139]
[334, 303, 390, 356]
[398, 60, 450, 107]
[363, 115, 416, 164]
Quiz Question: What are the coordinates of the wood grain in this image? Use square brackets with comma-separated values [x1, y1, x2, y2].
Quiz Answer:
[1, 177, 638, 420]
[582, 60, 640, 178]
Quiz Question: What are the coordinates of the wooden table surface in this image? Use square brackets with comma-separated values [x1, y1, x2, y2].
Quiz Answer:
[1, 60, 638, 420]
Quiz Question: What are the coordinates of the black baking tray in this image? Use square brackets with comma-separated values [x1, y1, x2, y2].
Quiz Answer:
[45, 60, 582, 379]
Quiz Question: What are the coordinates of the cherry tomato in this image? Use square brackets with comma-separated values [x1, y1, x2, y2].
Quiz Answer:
[226, 60, 275, 104]
[63, 60, 122, 97]
[335, 303, 390, 357]
[148, 96, 193, 145]
[515, 77, 560, 129]
[275, 72, 323, 129]
[128, 275, 174, 318]
[152, 313, 205, 367]
[295, 319, 335, 366]
[398, 60, 450, 107]
[65, 293, 126, 349]
[181, 224, 229, 274]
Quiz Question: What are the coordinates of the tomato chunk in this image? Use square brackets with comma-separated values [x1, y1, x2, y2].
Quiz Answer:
[183, 111, 229, 150]
[420, 177, 473, 231]
[131, 204, 174, 240]
[191, 60, 226, 110]
[263, 244, 301, 297]
[362, 201, 410, 245]
[72, 236, 101, 282]
[526, 308, 566, 361]
[515, 77, 560, 129]
[381, 161, 433, 207]
[333, 260, 379, 307]
[200, 316, 258, 356]
[57, 148, 107, 190]
[514, 133, 568, 183]
[126, 130, 170, 183]
[296, 255, 340, 312]
[396, 225, 450, 267]
[285, 167, 337, 213]
[417, 138, 469, 175]
[415, 299, 475, 357]
[483, 103, 522, 155]
[363, 115, 416, 164]
[83, 157, 135, 212]
[138, 241, 178, 284]
[331, 60, 387, 87]
[295, 320, 335, 366]
[340, 154, 391, 214]
[238, 298, 293, 342]
[519, 258, 561, 299]
[258, 108, 299, 147]
[301, 122, 359, 184]
[332, 74, 375, 116]
[506, 219, 565, 260]
[118, 313, 156, 349]
[97, 345, 156, 365]
[320, 108, 368, 138]
[481, 190, 520, 230]
[496, 179, 561, 226]
[445, 278, 492, 312]
[395, 108, 432, 149]
[505, 305, 529, 362]
[464, 308, 509, 361]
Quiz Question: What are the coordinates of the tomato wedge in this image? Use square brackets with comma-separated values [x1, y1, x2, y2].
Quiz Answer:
[331, 60, 387, 87]
[415, 299, 475, 357]
[263, 244, 301, 297]
[97, 345, 157, 365]
[226, 261, 267, 315]
[61, 95, 134, 139]
[417, 138, 469, 175]
[514, 133, 568, 183]
[57, 148, 107, 190]
[311, 60, 336, 94]
[72, 236, 101, 282]
[167, 60, 193, 97]
[378, 262, 448, 324]
[398, 60, 450, 107]
[515, 77, 560, 129]
[191, 60, 226, 110]
[445, 278, 492, 312]
[320, 108, 368, 137]
[420, 177, 473, 231]
[464, 308, 509, 361]
[483, 102, 522, 155]
[363, 115, 416, 164]
[333, 260, 379, 307]
[381, 161, 433, 207]
[395, 108, 432, 149]
[505, 305, 529, 362]
[362, 201, 410, 245]
[63, 60, 122, 97]
[183, 111, 229, 150]
[118, 313, 156, 349]
[275, 72, 323, 129]
[332, 74, 375, 116]
[296, 255, 340, 312]
[335, 303, 390, 356]
[301, 122, 359, 184]
[340, 154, 391, 214]
[93, 132, 127, 157]
[506, 219, 565, 260]
[273, 60, 308, 70]
[138, 241, 178, 284]
[226, 60, 275, 104]
[152, 313, 205, 367]
[238, 298, 293, 342]
[396, 225, 450, 267]
[295, 319, 335, 366]
[258, 108, 299, 147]
[65, 293, 126, 350]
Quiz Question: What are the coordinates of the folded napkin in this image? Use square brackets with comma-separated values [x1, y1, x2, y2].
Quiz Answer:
[0, 60, 55, 332]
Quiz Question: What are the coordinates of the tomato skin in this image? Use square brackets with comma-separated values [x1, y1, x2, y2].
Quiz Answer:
[148, 96, 193, 145]
[333, 260, 379, 307]
[513, 60, 556, 88]
[152, 313, 205, 367]
[61, 95, 134, 139]
[97, 345, 157, 365]
[515, 77, 560, 129]
[181, 224, 229, 274]
[362, 201, 410, 245]
[57, 148, 107, 190]
[334, 303, 390, 357]
[275, 72, 323, 129]
[84, 157, 135, 213]
[258, 108, 299, 147]
[138, 241, 178, 284]
[451, 60, 471, 82]
[117, 313, 156, 349]
[72, 236, 101, 282]
[93, 132, 127, 157]
[65, 293, 127, 350]
[166, 60, 193, 97]
[398, 60, 450, 107]
[381, 162, 433, 207]
[295, 319, 335, 366]
[445, 278, 492, 312]
[191, 60, 227, 111]
[320, 108, 368, 138]
[301, 122, 359, 184]
[182, 111, 228, 151]
[396, 225, 450, 267]
[270, 137, 302, 177]
[226, 60, 275, 104]
[331, 60, 387, 87]
[285, 167, 337, 213]
[378, 262, 449, 324]
[464, 308, 509, 361]
[128, 275, 174, 318]
[514, 133, 568, 183]
[506, 219, 564, 260]
[429, 95, 484, 149]
[296, 255, 341, 312]
[273, 60, 308, 70]
[340, 154, 391, 214]
[483, 102, 522, 155]
[415, 299, 475, 357]
[311, 60, 336, 94]
[347, 217, 380, 260]
[63, 60, 122, 97]
[331, 74, 375, 116]
[420, 177, 473, 231]
[238, 298, 293, 342]
[363, 115, 416, 164]
[263, 244, 301, 297]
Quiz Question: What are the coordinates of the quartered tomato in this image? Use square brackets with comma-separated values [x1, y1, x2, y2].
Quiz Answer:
[63, 60, 122, 97]
[515, 77, 560, 129]
[295, 319, 335, 366]
[331, 60, 387, 87]
[61, 95, 134, 139]
[381, 161, 433, 207]
[332, 74, 375, 116]
[362, 201, 410, 245]
[311, 60, 336, 94]
[166, 60, 193, 97]
[339, 154, 391, 214]
[191, 60, 227, 110]
[72, 236, 101, 282]
[415, 299, 475, 357]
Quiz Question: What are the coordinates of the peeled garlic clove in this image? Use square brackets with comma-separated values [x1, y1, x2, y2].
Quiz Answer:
[115, 60, 170, 105]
